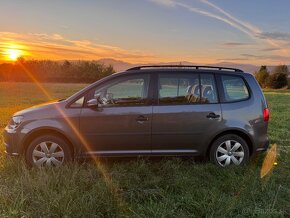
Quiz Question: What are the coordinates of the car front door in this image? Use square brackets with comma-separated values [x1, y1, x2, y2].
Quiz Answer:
[79, 74, 153, 155]
[151, 72, 222, 155]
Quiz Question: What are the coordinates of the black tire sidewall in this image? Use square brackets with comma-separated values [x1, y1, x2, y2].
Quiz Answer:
[25, 135, 72, 167]
[209, 134, 250, 166]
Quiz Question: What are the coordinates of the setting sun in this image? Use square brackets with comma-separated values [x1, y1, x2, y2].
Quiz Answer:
[6, 49, 22, 61]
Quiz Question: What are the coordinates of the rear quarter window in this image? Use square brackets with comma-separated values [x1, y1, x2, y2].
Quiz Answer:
[221, 75, 249, 102]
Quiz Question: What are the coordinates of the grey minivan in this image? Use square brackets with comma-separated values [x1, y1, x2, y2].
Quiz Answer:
[4, 65, 269, 167]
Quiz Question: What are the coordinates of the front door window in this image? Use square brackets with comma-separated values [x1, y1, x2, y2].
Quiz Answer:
[92, 74, 150, 106]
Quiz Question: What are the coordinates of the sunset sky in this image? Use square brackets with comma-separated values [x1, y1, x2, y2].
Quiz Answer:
[1, 0, 290, 64]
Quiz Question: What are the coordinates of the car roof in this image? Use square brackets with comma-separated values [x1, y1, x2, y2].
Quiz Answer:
[127, 65, 243, 72]
[114, 65, 247, 76]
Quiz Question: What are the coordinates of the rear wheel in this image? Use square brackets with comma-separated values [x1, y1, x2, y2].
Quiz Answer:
[25, 135, 72, 167]
[209, 134, 249, 167]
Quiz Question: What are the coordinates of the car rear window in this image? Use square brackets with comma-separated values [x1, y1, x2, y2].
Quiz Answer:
[158, 73, 218, 104]
[221, 75, 249, 102]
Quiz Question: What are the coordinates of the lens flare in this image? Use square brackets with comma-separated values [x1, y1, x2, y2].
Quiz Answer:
[17, 62, 130, 215]
[260, 144, 277, 178]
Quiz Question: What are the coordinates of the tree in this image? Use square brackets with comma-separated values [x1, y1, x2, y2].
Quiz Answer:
[255, 65, 269, 88]
[267, 65, 288, 89]
[272, 65, 289, 75]
[0, 60, 115, 83]
[16, 56, 26, 64]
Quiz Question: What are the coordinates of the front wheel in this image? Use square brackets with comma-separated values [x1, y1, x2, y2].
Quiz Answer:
[25, 135, 72, 167]
[209, 134, 249, 167]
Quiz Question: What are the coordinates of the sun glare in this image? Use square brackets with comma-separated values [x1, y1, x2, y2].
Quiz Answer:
[6, 49, 22, 61]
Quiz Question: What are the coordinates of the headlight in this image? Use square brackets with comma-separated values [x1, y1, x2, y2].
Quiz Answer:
[8, 116, 23, 129]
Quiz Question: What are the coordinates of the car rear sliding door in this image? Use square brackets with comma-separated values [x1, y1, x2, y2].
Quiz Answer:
[151, 72, 222, 155]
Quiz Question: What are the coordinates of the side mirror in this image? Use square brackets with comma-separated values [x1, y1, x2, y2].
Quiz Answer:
[87, 98, 99, 108]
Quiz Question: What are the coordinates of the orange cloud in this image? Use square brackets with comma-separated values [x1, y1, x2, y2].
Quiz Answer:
[0, 31, 231, 64]
[1, 30, 289, 65]
[0, 32, 156, 63]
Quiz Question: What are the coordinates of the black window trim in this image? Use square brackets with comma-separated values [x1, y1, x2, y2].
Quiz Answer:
[217, 74, 251, 104]
[155, 72, 220, 106]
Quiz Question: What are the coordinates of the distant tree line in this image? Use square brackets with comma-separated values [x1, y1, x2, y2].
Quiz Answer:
[1, 58, 289, 88]
[255, 65, 289, 89]
[0, 58, 115, 83]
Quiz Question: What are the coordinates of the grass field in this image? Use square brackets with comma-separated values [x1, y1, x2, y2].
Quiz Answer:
[0, 82, 289, 217]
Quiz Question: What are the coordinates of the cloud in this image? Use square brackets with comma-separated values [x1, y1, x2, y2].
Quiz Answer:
[0, 32, 155, 63]
[241, 53, 290, 62]
[260, 47, 281, 52]
[149, 0, 290, 56]
[214, 53, 290, 63]
[223, 42, 252, 47]
[176, 2, 256, 38]
[150, 0, 260, 39]
[241, 54, 261, 58]
[217, 58, 249, 61]
[51, 34, 64, 40]
[256, 32, 290, 40]
[200, 0, 261, 35]
[149, 0, 175, 7]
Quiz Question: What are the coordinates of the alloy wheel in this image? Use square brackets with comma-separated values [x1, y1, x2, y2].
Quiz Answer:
[32, 141, 64, 167]
[215, 140, 245, 167]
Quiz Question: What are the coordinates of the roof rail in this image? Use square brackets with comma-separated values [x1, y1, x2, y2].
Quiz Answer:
[126, 65, 243, 72]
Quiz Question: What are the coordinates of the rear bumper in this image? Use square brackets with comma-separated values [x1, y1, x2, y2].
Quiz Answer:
[254, 138, 269, 153]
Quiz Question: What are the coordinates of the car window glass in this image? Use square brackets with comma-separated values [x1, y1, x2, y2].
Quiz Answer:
[70, 96, 84, 108]
[200, 74, 218, 103]
[93, 75, 150, 106]
[159, 74, 200, 104]
[221, 75, 249, 102]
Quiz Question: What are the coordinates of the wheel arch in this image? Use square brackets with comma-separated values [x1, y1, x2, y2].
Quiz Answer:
[21, 128, 76, 157]
[206, 129, 254, 157]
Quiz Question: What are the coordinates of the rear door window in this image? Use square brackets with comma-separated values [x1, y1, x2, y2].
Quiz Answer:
[159, 74, 199, 104]
[221, 75, 249, 102]
[158, 73, 218, 104]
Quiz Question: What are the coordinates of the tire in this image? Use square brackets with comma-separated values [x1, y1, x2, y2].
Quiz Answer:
[25, 135, 72, 167]
[209, 134, 249, 167]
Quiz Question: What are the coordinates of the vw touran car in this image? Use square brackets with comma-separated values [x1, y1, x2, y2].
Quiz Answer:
[4, 65, 270, 167]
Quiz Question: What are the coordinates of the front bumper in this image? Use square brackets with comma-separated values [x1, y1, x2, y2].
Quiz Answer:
[4, 127, 16, 154]
[3, 126, 25, 156]
[4, 150, 20, 156]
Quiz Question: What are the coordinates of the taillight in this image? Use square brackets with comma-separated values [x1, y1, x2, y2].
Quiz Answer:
[263, 108, 270, 122]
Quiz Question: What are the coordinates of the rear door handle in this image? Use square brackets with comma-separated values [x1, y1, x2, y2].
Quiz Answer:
[136, 115, 149, 123]
[206, 112, 220, 119]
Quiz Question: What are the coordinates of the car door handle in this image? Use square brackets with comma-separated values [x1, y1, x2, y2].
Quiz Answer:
[206, 112, 220, 119]
[136, 115, 149, 123]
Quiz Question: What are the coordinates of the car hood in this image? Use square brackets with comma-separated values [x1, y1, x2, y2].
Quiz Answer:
[14, 100, 66, 117]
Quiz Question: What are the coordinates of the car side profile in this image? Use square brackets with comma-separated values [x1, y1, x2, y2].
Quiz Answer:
[4, 65, 270, 167]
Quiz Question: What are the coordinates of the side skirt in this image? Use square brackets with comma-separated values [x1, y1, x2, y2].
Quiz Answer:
[78, 149, 199, 158]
